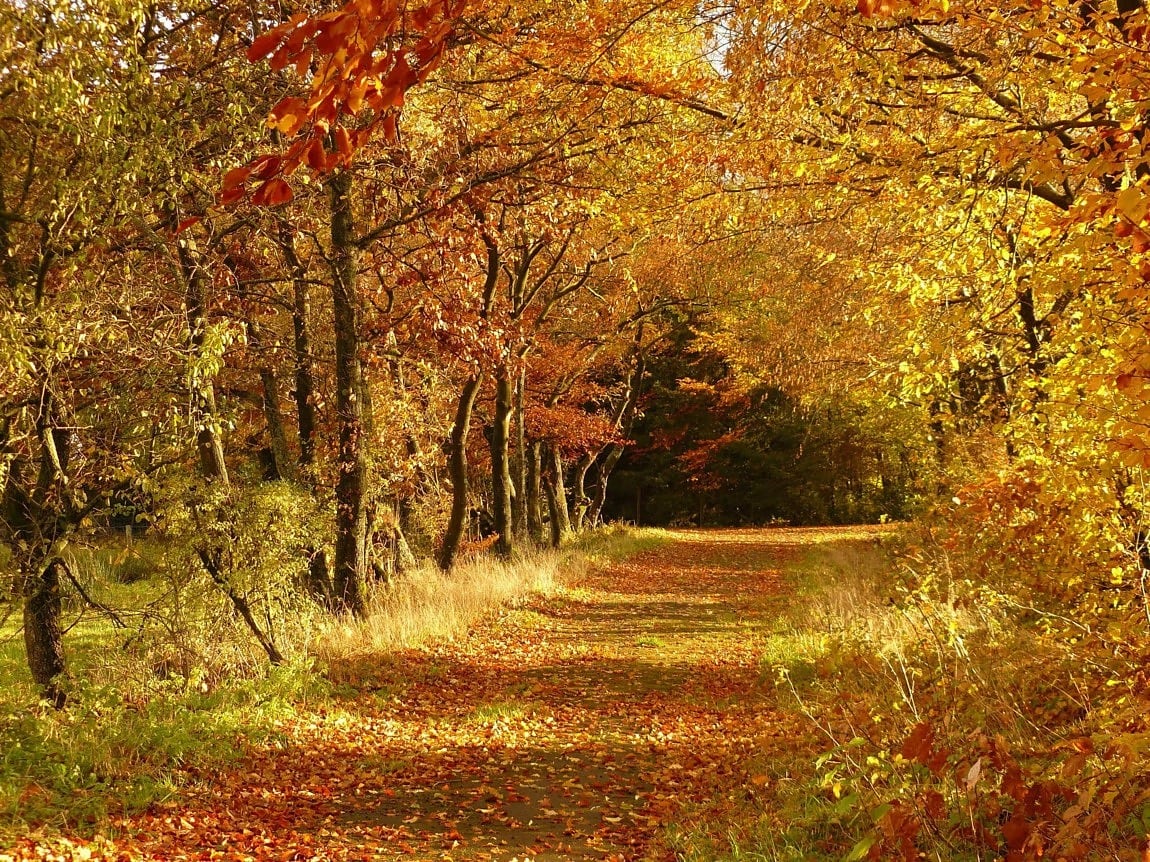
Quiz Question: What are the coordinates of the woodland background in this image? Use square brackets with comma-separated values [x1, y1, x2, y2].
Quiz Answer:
[3, 0, 1150, 858]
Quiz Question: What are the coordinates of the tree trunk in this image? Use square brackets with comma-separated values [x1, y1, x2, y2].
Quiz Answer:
[587, 444, 624, 528]
[259, 366, 292, 481]
[393, 513, 418, 573]
[278, 223, 319, 476]
[490, 366, 514, 559]
[387, 338, 431, 547]
[439, 372, 484, 570]
[248, 318, 293, 482]
[571, 452, 594, 532]
[587, 350, 644, 526]
[304, 546, 333, 606]
[511, 365, 527, 541]
[24, 557, 67, 707]
[179, 244, 229, 484]
[544, 441, 572, 545]
[544, 468, 562, 548]
[328, 168, 368, 616]
[525, 440, 543, 543]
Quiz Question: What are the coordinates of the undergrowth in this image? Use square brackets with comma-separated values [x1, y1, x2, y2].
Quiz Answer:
[668, 532, 1150, 862]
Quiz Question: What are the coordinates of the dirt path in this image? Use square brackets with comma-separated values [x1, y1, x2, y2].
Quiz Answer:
[11, 528, 870, 861]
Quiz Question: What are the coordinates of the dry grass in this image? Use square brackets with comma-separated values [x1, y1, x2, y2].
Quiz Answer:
[786, 541, 991, 667]
[313, 527, 668, 674]
[314, 547, 580, 664]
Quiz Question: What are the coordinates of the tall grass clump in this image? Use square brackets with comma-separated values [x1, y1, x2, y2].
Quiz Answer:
[317, 547, 570, 664]
[317, 525, 667, 667]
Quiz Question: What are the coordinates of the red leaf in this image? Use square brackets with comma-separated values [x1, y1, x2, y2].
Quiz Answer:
[306, 138, 327, 172]
[251, 178, 293, 207]
[176, 217, 201, 234]
[1002, 812, 1031, 850]
[900, 722, 934, 764]
[251, 155, 283, 181]
[222, 165, 253, 189]
[248, 27, 286, 63]
[218, 185, 246, 206]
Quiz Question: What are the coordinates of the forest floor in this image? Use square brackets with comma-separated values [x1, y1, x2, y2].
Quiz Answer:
[5, 526, 884, 861]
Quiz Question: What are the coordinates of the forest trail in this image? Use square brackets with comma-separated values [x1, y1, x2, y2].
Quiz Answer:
[12, 527, 876, 862]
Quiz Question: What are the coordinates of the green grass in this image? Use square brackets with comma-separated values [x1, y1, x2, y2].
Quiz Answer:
[635, 634, 667, 648]
[465, 699, 547, 725]
[0, 537, 327, 839]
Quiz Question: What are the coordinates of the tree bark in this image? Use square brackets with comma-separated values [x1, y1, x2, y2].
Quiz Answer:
[586, 350, 645, 526]
[13, 401, 74, 706]
[179, 244, 229, 484]
[24, 557, 67, 707]
[277, 222, 319, 476]
[511, 365, 527, 541]
[327, 168, 369, 616]
[247, 317, 293, 482]
[544, 468, 563, 549]
[543, 441, 572, 546]
[572, 452, 594, 532]
[439, 372, 484, 570]
[490, 366, 514, 559]
[525, 439, 543, 543]
[587, 445, 624, 528]
[393, 512, 418, 573]
[259, 366, 292, 481]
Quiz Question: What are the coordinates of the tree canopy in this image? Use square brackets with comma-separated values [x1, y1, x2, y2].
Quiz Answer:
[3, 0, 1150, 857]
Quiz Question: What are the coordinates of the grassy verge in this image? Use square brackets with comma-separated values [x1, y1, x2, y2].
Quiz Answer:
[666, 532, 1150, 861]
[0, 527, 657, 841]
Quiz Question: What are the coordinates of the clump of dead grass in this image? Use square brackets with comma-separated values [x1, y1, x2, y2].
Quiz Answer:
[314, 545, 586, 664]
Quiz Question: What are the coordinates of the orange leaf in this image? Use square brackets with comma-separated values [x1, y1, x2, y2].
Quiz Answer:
[335, 125, 352, 158]
[382, 113, 398, 143]
[307, 138, 327, 172]
[247, 27, 286, 62]
[222, 165, 252, 189]
[412, 0, 444, 30]
[251, 178, 293, 207]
